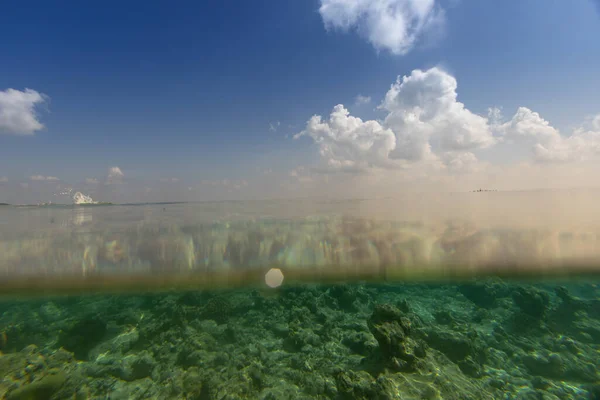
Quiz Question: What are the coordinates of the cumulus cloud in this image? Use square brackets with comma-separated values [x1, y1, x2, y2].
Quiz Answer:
[295, 66, 600, 179]
[105, 167, 125, 184]
[592, 115, 600, 131]
[85, 178, 99, 184]
[30, 175, 59, 181]
[354, 95, 371, 105]
[294, 104, 397, 171]
[0, 89, 47, 135]
[289, 166, 314, 183]
[497, 107, 560, 143]
[108, 167, 124, 179]
[487, 107, 503, 126]
[383, 67, 495, 158]
[296, 67, 494, 173]
[441, 151, 483, 173]
[534, 130, 600, 164]
[319, 0, 445, 55]
[496, 108, 600, 163]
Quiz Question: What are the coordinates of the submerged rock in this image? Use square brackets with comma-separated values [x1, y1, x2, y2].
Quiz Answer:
[6, 368, 66, 400]
[458, 282, 500, 309]
[0, 281, 598, 399]
[201, 295, 234, 324]
[512, 287, 550, 319]
[367, 304, 426, 372]
[57, 316, 107, 360]
[336, 370, 376, 399]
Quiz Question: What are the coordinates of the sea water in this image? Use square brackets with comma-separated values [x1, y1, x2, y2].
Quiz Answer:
[0, 194, 599, 399]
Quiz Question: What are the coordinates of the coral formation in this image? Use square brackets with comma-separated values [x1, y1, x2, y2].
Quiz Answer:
[0, 280, 598, 399]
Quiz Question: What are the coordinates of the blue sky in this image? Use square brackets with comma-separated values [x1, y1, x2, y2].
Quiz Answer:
[1, 0, 600, 203]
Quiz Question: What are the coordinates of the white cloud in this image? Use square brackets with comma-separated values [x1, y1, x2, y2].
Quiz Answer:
[295, 67, 494, 173]
[159, 177, 180, 183]
[441, 151, 484, 173]
[383, 67, 495, 160]
[354, 94, 371, 105]
[85, 178, 99, 184]
[30, 175, 59, 181]
[593, 115, 600, 131]
[534, 129, 600, 163]
[497, 107, 560, 144]
[0, 88, 47, 135]
[106, 167, 125, 184]
[269, 121, 280, 132]
[319, 0, 445, 55]
[497, 108, 600, 163]
[0, 176, 7, 183]
[289, 166, 314, 183]
[108, 167, 124, 179]
[20, 182, 29, 189]
[294, 104, 397, 172]
[295, 67, 600, 179]
[487, 107, 503, 126]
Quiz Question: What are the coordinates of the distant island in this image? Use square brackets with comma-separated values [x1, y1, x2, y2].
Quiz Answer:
[0, 203, 10, 206]
[471, 189, 498, 192]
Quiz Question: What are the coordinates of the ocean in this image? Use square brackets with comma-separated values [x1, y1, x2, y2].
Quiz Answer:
[0, 193, 599, 399]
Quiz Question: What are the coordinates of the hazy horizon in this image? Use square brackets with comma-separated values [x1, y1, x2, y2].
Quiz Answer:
[1, 1, 600, 204]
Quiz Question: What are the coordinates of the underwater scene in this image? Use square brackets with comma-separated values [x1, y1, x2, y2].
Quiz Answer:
[1, 196, 599, 400]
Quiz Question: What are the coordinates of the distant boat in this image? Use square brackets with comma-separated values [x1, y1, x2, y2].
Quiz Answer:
[471, 188, 498, 192]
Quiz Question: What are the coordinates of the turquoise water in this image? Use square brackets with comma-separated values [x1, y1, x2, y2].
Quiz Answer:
[0, 197, 599, 399]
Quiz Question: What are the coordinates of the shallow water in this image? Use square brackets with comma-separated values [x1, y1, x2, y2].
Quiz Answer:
[1, 281, 599, 399]
[1, 195, 600, 399]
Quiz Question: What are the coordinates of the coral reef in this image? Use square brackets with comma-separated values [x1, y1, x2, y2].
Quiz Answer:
[0, 280, 599, 399]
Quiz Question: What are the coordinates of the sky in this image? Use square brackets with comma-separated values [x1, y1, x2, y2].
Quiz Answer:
[1, 0, 600, 204]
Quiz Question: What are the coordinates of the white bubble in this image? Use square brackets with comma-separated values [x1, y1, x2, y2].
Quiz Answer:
[265, 268, 284, 288]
